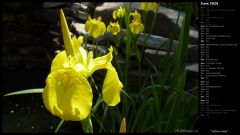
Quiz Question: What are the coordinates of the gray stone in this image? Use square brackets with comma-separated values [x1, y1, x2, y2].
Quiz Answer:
[72, 3, 88, 10]
[187, 45, 198, 63]
[86, 44, 109, 55]
[94, 2, 125, 26]
[60, 7, 90, 21]
[143, 49, 175, 67]
[71, 22, 88, 35]
[43, 2, 71, 8]
[72, 3, 91, 20]
[186, 63, 198, 73]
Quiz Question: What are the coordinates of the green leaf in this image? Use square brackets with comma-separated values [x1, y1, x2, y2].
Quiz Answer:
[121, 89, 135, 104]
[55, 119, 64, 133]
[4, 88, 43, 96]
[130, 97, 153, 132]
[165, 69, 187, 132]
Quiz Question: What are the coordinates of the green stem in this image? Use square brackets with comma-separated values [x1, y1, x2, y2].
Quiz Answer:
[84, 34, 88, 51]
[89, 76, 100, 97]
[81, 115, 93, 133]
[113, 38, 123, 81]
[149, 4, 159, 35]
[143, 10, 148, 33]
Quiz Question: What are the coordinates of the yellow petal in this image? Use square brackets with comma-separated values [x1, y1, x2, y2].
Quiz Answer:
[141, 2, 150, 11]
[60, 9, 74, 56]
[119, 118, 126, 133]
[99, 21, 106, 36]
[87, 47, 113, 76]
[113, 10, 117, 20]
[102, 63, 123, 106]
[42, 68, 93, 121]
[140, 23, 144, 33]
[50, 51, 70, 72]
[85, 19, 91, 33]
[130, 21, 144, 35]
[71, 36, 87, 66]
[107, 22, 120, 35]
[130, 10, 141, 22]
[152, 2, 158, 9]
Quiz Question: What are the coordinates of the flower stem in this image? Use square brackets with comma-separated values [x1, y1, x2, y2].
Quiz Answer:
[81, 115, 93, 133]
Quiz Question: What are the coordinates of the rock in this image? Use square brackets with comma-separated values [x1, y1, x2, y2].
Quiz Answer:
[143, 49, 175, 68]
[136, 31, 179, 51]
[72, 3, 92, 20]
[94, 2, 125, 26]
[186, 63, 198, 73]
[142, 45, 198, 70]
[74, 10, 90, 21]
[70, 22, 88, 35]
[43, 2, 71, 8]
[72, 3, 88, 10]
[94, 2, 198, 44]
[86, 44, 109, 55]
[187, 45, 198, 63]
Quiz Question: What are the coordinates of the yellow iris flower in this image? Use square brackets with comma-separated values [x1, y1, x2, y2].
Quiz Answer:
[85, 16, 106, 39]
[130, 10, 142, 22]
[141, 2, 158, 11]
[113, 6, 125, 20]
[107, 21, 121, 35]
[42, 9, 123, 121]
[130, 20, 144, 35]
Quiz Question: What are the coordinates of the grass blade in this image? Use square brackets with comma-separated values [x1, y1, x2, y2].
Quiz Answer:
[55, 119, 64, 133]
[4, 88, 43, 96]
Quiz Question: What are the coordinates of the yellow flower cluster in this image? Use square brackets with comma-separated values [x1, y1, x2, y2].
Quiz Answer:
[130, 10, 144, 34]
[113, 6, 125, 20]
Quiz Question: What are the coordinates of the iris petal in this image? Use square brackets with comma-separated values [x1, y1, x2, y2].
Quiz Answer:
[42, 68, 93, 121]
[87, 47, 113, 76]
[60, 9, 74, 56]
[50, 51, 69, 72]
[102, 63, 123, 106]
